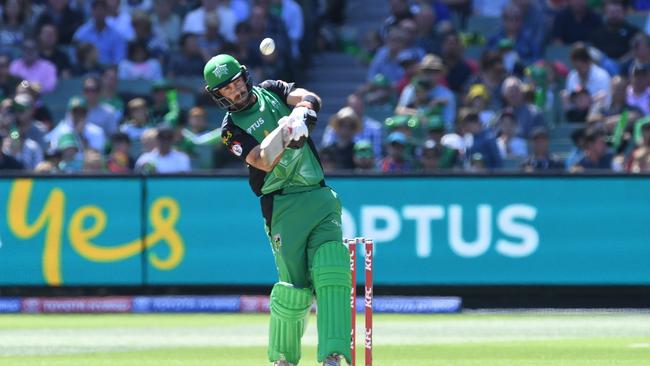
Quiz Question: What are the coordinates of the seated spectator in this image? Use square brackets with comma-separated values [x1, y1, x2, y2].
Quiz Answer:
[629, 121, 650, 172]
[590, 0, 638, 62]
[465, 51, 507, 111]
[0, 0, 30, 51]
[396, 54, 456, 131]
[522, 127, 565, 172]
[118, 41, 163, 81]
[56, 132, 83, 172]
[120, 97, 152, 155]
[464, 84, 496, 128]
[412, 2, 440, 54]
[423, 115, 458, 169]
[46, 96, 106, 155]
[352, 140, 376, 172]
[620, 33, 650, 78]
[135, 126, 190, 173]
[9, 39, 58, 94]
[151, 0, 181, 51]
[565, 86, 593, 122]
[395, 48, 422, 96]
[1, 128, 43, 170]
[82, 76, 122, 136]
[0, 133, 24, 170]
[487, 4, 542, 64]
[361, 74, 397, 106]
[130, 10, 169, 60]
[15, 81, 54, 130]
[381, 0, 415, 39]
[71, 43, 104, 77]
[495, 109, 528, 159]
[107, 132, 134, 173]
[198, 13, 227, 62]
[182, 0, 237, 42]
[179, 106, 222, 169]
[625, 64, 650, 116]
[495, 38, 526, 78]
[100, 67, 125, 115]
[501, 76, 547, 138]
[82, 149, 106, 172]
[441, 31, 474, 94]
[384, 114, 419, 142]
[150, 80, 180, 126]
[38, 23, 73, 78]
[418, 139, 442, 173]
[379, 131, 413, 172]
[12, 93, 48, 151]
[73, 0, 127, 67]
[35, 0, 85, 45]
[552, 0, 603, 45]
[323, 106, 360, 170]
[459, 109, 503, 170]
[573, 129, 613, 171]
[0, 55, 21, 99]
[367, 27, 409, 85]
[565, 43, 612, 108]
[106, 0, 135, 41]
[140, 127, 158, 154]
[167, 33, 206, 78]
[269, 0, 304, 59]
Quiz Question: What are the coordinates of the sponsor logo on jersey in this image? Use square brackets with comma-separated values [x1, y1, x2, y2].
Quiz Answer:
[231, 141, 243, 156]
[221, 130, 232, 145]
[247, 117, 265, 134]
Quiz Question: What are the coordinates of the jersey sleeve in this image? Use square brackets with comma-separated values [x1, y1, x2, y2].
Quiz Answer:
[259, 79, 296, 106]
[221, 116, 258, 161]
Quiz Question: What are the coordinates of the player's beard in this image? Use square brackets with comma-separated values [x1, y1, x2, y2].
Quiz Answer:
[230, 90, 254, 111]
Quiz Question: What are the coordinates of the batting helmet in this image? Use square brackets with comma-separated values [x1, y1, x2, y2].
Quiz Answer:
[203, 54, 253, 111]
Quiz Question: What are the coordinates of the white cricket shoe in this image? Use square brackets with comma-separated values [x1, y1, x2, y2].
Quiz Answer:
[322, 354, 341, 366]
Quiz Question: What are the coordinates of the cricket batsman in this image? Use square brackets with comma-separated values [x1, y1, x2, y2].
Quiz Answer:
[203, 54, 351, 366]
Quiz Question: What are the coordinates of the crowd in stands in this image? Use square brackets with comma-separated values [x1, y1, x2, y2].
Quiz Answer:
[2, 0, 650, 174]
[318, 0, 650, 173]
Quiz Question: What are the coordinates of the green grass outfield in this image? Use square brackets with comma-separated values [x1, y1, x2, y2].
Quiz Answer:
[1, 311, 650, 365]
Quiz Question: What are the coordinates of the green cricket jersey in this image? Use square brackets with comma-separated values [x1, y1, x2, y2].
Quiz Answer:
[220, 80, 324, 196]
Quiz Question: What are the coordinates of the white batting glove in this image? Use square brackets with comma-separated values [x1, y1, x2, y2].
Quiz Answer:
[288, 116, 309, 142]
[290, 106, 317, 126]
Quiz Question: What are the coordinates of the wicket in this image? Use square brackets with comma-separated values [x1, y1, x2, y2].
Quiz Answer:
[345, 237, 374, 366]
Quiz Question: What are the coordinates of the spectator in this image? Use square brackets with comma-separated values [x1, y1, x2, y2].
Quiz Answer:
[139, 127, 158, 153]
[73, 0, 127, 66]
[625, 63, 650, 115]
[0, 0, 31, 51]
[56, 132, 83, 172]
[198, 13, 228, 62]
[2, 129, 43, 170]
[395, 48, 422, 96]
[150, 80, 180, 126]
[521, 127, 564, 171]
[82, 149, 106, 172]
[12, 93, 48, 151]
[565, 86, 593, 122]
[318, 145, 338, 173]
[418, 139, 442, 172]
[396, 54, 456, 131]
[99, 66, 124, 115]
[441, 31, 474, 94]
[367, 27, 409, 85]
[106, 131, 134, 172]
[398, 18, 426, 58]
[268, 0, 304, 59]
[381, 0, 415, 39]
[423, 115, 458, 169]
[9, 39, 58, 94]
[46, 96, 106, 155]
[35, 0, 85, 45]
[590, 0, 638, 61]
[118, 41, 163, 81]
[182, 0, 237, 43]
[15, 81, 54, 129]
[565, 43, 612, 108]
[179, 106, 222, 169]
[565, 127, 587, 169]
[473, 0, 509, 17]
[323, 106, 360, 170]
[465, 83, 496, 127]
[167, 33, 206, 78]
[222, 22, 263, 81]
[135, 126, 190, 173]
[552, 0, 603, 44]
[629, 122, 650, 172]
[620, 33, 650, 78]
[248, 4, 292, 76]
[0, 134, 24, 170]
[120, 97, 152, 155]
[573, 129, 613, 171]
[495, 108, 528, 159]
[0, 55, 21, 99]
[512, 0, 546, 57]
[379, 131, 413, 173]
[459, 109, 503, 169]
[487, 4, 542, 63]
[466, 51, 507, 110]
[130, 10, 169, 60]
[151, 0, 181, 51]
[412, 2, 440, 54]
[352, 140, 376, 172]
[321, 93, 383, 158]
[82, 76, 122, 136]
[71, 43, 104, 76]
[501, 76, 547, 138]
[38, 23, 73, 79]
[106, 0, 135, 41]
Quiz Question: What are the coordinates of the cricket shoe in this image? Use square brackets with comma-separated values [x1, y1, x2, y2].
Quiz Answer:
[322, 354, 341, 366]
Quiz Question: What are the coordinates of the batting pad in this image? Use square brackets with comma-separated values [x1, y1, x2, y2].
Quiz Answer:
[268, 282, 313, 365]
[310, 241, 352, 363]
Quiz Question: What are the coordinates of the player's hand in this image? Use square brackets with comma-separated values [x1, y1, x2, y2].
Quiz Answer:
[288, 116, 309, 142]
[290, 106, 317, 127]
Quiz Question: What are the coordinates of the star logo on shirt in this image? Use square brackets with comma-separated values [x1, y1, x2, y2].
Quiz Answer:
[213, 64, 229, 79]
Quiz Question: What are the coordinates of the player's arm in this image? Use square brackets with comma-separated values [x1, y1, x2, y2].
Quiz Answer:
[245, 116, 298, 172]
[287, 88, 321, 132]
